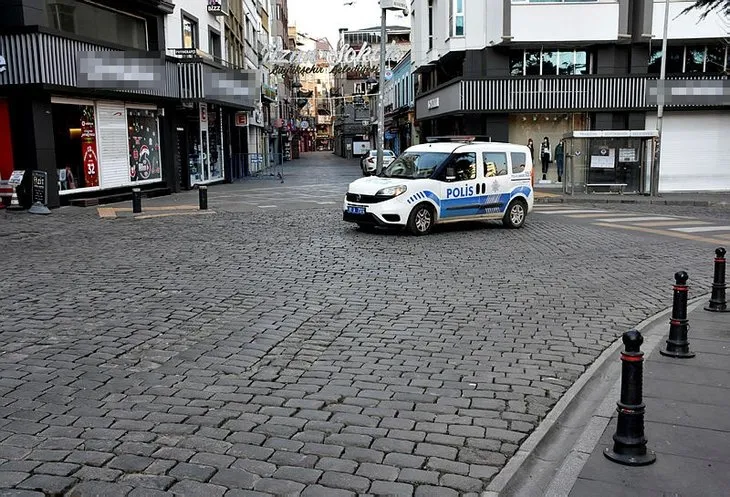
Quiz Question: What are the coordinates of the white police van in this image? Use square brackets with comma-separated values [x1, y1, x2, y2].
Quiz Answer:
[343, 137, 534, 235]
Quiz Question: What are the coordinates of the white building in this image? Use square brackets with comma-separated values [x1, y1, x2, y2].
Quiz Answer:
[410, 0, 730, 193]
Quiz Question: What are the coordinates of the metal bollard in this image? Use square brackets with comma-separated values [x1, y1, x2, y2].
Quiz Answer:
[660, 271, 695, 358]
[604, 329, 656, 466]
[199, 185, 208, 210]
[132, 188, 142, 214]
[705, 247, 728, 312]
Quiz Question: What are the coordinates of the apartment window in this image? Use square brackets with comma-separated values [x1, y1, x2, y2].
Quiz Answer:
[449, 0, 464, 37]
[511, 49, 591, 76]
[182, 14, 198, 49]
[428, 0, 434, 50]
[45, 0, 147, 49]
[276, 4, 282, 20]
[649, 44, 728, 74]
[209, 30, 221, 59]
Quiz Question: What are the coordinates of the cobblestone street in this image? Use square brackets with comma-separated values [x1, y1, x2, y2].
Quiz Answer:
[0, 153, 721, 496]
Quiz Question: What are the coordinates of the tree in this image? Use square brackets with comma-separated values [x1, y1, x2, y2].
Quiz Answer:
[682, 0, 730, 19]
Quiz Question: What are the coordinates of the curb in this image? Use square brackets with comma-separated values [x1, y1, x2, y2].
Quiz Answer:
[534, 195, 730, 208]
[482, 294, 709, 497]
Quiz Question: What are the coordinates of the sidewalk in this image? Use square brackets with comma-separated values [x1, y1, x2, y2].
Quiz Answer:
[534, 186, 730, 208]
[567, 305, 730, 497]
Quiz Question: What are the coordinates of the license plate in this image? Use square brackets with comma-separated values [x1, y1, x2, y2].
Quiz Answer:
[347, 205, 365, 215]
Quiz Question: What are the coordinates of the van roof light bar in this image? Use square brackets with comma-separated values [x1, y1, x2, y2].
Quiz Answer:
[425, 135, 491, 143]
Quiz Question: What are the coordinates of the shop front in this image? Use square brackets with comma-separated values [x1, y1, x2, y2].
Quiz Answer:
[176, 102, 226, 189]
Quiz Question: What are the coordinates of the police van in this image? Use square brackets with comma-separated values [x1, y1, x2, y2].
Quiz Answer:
[342, 137, 534, 235]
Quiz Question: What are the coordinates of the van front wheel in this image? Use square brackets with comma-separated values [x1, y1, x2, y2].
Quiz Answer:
[407, 204, 435, 236]
[503, 199, 527, 229]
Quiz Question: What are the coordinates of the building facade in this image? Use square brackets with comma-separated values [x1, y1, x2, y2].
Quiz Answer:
[411, 0, 730, 192]
[382, 50, 417, 155]
[333, 25, 411, 158]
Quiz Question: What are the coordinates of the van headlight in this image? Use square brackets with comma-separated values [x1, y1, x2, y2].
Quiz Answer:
[376, 185, 407, 197]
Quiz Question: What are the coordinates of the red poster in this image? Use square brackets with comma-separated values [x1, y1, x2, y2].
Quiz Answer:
[81, 106, 99, 188]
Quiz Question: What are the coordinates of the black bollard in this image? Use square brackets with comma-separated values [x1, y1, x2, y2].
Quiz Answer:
[132, 188, 142, 214]
[705, 247, 728, 312]
[660, 271, 695, 358]
[199, 185, 208, 210]
[604, 329, 656, 466]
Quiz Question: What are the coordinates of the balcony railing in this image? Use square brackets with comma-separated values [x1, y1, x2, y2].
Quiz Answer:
[459, 74, 728, 112]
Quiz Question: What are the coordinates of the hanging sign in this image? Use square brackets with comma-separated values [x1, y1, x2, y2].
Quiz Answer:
[384, 70, 394, 81]
[235, 112, 249, 127]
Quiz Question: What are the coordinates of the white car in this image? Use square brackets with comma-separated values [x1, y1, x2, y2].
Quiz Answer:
[343, 138, 534, 235]
[361, 149, 396, 175]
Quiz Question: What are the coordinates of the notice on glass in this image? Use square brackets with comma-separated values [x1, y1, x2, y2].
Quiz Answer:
[590, 147, 615, 169]
[618, 148, 637, 163]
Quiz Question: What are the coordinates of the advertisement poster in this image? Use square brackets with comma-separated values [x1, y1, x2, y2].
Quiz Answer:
[81, 105, 100, 187]
[127, 109, 162, 182]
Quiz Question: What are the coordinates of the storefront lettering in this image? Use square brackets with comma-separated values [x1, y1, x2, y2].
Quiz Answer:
[427, 97, 440, 110]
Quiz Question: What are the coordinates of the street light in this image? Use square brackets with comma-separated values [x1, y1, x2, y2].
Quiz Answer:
[652, 0, 670, 197]
[375, 0, 409, 175]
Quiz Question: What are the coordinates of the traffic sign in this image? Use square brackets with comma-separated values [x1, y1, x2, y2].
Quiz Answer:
[384, 70, 393, 81]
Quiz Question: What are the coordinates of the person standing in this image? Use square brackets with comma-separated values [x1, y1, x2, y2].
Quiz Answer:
[540, 136, 551, 180]
[555, 139, 564, 183]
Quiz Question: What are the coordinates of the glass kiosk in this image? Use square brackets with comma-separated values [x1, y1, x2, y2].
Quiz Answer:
[561, 130, 658, 195]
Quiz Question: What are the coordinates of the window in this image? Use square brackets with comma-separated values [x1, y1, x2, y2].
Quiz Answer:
[209, 30, 221, 59]
[276, 4, 282, 20]
[449, 0, 464, 37]
[511, 49, 591, 75]
[650, 44, 728, 74]
[182, 15, 198, 49]
[444, 152, 476, 182]
[483, 152, 508, 177]
[510, 152, 527, 174]
[45, 0, 147, 49]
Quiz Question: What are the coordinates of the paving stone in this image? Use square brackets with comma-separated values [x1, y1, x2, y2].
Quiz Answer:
[119, 474, 176, 490]
[342, 447, 383, 464]
[253, 478, 306, 495]
[169, 479, 227, 497]
[209, 468, 260, 488]
[223, 491, 273, 497]
[369, 480, 414, 497]
[17, 474, 77, 495]
[67, 481, 133, 497]
[272, 466, 322, 484]
[383, 453, 425, 469]
[169, 462, 217, 482]
[397, 468, 439, 485]
[356, 463, 399, 481]
[414, 485, 458, 497]
[267, 451, 318, 468]
[129, 490, 172, 497]
[314, 457, 358, 474]
[0, 491, 46, 497]
[72, 466, 123, 482]
[34, 462, 80, 476]
[189, 452, 235, 469]
[439, 473, 484, 492]
[0, 471, 30, 486]
[108, 455, 153, 472]
[301, 484, 355, 497]
[319, 471, 371, 493]
[414, 443, 458, 460]
[425, 457, 469, 475]
[230, 459, 277, 477]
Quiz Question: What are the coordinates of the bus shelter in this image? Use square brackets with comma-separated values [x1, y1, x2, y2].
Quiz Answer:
[561, 130, 658, 195]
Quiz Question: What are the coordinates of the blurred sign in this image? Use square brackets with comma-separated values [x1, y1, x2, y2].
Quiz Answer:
[235, 112, 249, 127]
[77, 51, 165, 91]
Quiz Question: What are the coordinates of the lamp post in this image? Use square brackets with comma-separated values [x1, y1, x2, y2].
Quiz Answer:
[376, 1, 409, 175]
[652, 0, 670, 197]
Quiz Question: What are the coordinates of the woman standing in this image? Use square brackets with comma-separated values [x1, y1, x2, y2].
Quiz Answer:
[540, 137, 551, 180]
[527, 138, 535, 168]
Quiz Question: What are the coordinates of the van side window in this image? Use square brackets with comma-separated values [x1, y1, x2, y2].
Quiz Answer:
[482, 152, 508, 177]
[510, 152, 527, 174]
[443, 152, 477, 182]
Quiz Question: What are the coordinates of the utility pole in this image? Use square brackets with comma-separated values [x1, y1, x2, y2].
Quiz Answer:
[376, 7, 387, 176]
[652, 0, 670, 197]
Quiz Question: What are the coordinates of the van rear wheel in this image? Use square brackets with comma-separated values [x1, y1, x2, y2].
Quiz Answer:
[503, 199, 527, 229]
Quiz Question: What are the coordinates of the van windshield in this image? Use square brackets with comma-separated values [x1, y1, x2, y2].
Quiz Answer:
[380, 152, 450, 179]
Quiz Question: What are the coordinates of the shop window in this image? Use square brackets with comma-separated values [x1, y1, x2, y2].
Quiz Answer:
[574, 51, 588, 75]
[127, 109, 162, 183]
[510, 52, 524, 76]
[52, 102, 100, 192]
[44, 0, 147, 50]
[649, 48, 662, 74]
[705, 44, 727, 73]
[182, 15, 199, 49]
[208, 104, 224, 181]
[483, 152, 508, 177]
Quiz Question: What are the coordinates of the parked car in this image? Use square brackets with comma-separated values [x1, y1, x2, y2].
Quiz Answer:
[344, 137, 534, 236]
[361, 149, 396, 175]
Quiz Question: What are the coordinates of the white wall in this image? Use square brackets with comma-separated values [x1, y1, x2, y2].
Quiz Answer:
[165, 0, 226, 59]
[651, 1, 729, 40]
[511, 3, 620, 42]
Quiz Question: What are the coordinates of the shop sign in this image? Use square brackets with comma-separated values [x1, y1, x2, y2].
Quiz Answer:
[0, 54, 6, 74]
[81, 106, 100, 188]
[32, 170, 47, 205]
[174, 48, 198, 56]
[8, 170, 25, 186]
[77, 52, 165, 91]
[380, 0, 409, 13]
[427, 97, 440, 110]
[207, 0, 229, 16]
[235, 112, 249, 127]
[262, 84, 277, 100]
[263, 39, 410, 76]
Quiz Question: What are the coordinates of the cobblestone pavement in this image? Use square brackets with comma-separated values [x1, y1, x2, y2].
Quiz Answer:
[0, 153, 721, 496]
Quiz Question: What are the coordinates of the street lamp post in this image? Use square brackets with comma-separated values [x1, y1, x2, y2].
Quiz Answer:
[376, 1, 408, 175]
[652, 0, 670, 197]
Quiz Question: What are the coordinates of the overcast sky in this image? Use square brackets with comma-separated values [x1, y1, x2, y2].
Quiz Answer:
[288, 0, 411, 49]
